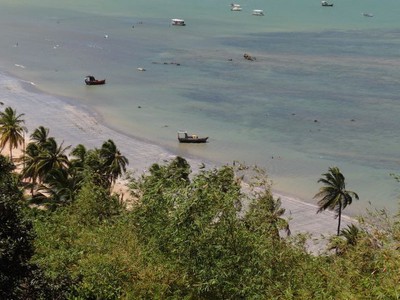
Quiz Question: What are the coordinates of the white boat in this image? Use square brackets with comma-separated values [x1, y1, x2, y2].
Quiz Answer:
[171, 18, 186, 26]
[231, 5, 242, 11]
[252, 9, 264, 16]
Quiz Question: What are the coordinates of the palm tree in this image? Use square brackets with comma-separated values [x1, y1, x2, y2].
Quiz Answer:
[340, 224, 361, 246]
[22, 142, 41, 196]
[329, 224, 363, 255]
[0, 107, 26, 161]
[22, 127, 51, 195]
[314, 166, 359, 236]
[99, 139, 129, 187]
[40, 167, 83, 204]
[70, 144, 87, 171]
[30, 126, 50, 147]
[35, 138, 71, 182]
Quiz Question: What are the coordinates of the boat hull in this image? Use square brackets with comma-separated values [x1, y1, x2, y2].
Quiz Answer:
[178, 137, 208, 143]
[171, 19, 186, 26]
[85, 79, 106, 85]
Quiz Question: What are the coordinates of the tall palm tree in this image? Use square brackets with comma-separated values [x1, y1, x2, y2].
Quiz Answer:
[99, 139, 129, 187]
[0, 107, 26, 161]
[314, 166, 359, 236]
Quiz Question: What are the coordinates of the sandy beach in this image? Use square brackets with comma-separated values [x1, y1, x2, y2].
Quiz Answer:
[0, 76, 354, 253]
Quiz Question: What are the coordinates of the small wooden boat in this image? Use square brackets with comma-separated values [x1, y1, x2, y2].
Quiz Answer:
[178, 131, 208, 143]
[85, 75, 106, 85]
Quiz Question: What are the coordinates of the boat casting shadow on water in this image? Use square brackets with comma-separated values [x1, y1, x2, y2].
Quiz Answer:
[84, 75, 106, 85]
[177, 131, 208, 143]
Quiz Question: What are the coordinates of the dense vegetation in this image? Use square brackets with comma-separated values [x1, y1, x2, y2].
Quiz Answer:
[1, 107, 400, 299]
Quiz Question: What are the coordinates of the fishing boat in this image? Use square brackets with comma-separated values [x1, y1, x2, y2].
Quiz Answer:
[177, 131, 208, 143]
[252, 9, 264, 16]
[321, 1, 334, 7]
[85, 75, 106, 85]
[171, 18, 186, 26]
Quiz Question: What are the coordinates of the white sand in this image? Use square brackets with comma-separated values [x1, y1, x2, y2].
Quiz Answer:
[0, 76, 354, 254]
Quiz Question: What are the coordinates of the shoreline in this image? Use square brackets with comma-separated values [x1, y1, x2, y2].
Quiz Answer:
[0, 73, 355, 253]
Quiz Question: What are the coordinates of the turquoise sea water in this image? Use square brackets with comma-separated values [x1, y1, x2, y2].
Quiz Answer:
[0, 0, 400, 214]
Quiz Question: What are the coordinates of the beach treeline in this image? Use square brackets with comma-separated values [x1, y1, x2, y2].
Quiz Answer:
[1, 107, 400, 299]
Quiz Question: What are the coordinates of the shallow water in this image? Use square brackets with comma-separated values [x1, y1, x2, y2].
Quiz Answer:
[0, 0, 400, 214]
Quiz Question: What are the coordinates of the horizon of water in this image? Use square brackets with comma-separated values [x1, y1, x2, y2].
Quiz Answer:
[0, 0, 400, 215]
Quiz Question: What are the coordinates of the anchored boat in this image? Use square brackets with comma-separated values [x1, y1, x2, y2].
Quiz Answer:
[177, 131, 208, 143]
[252, 9, 264, 16]
[171, 18, 186, 26]
[85, 75, 105, 85]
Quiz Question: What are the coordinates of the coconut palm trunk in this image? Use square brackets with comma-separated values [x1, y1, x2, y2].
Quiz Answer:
[337, 199, 342, 236]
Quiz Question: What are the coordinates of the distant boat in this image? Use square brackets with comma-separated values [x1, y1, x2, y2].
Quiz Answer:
[252, 9, 264, 16]
[231, 6, 242, 11]
[85, 75, 105, 85]
[362, 12, 373, 17]
[321, 1, 333, 7]
[231, 4, 242, 11]
[171, 18, 186, 26]
[177, 131, 208, 143]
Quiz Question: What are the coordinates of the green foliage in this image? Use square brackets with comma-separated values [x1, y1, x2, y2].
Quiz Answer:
[41, 167, 83, 205]
[131, 157, 310, 298]
[33, 209, 183, 299]
[72, 173, 123, 226]
[18, 153, 400, 299]
[0, 155, 36, 298]
[246, 192, 290, 239]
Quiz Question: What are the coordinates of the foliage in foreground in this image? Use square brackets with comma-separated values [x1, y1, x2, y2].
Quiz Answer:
[0, 155, 50, 299]
[1, 153, 400, 299]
